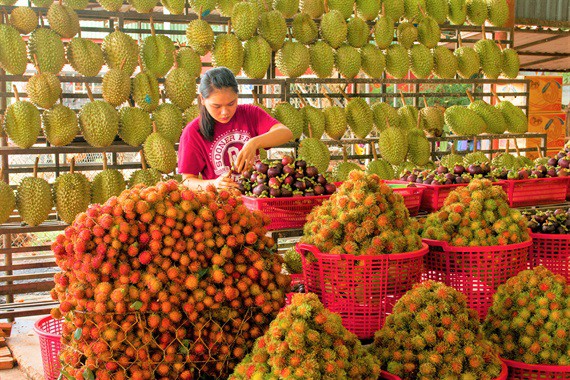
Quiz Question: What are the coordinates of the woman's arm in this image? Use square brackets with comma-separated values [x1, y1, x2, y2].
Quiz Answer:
[234, 124, 293, 172]
[182, 174, 237, 190]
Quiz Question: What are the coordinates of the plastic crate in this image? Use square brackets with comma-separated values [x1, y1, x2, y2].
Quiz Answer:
[529, 233, 570, 281]
[241, 195, 329, 230]
[503, 358, 570, 379]
[393, 187, 424, 216]
[34, 316, 63, 380]
[296, 242, 428, 340]
[387, 180, 469, 212]
[379, 361, 508, 380]
[498, 177, 570, 207]
[422, 239, 531, 320]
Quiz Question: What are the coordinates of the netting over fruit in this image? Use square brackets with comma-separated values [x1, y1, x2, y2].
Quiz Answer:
[301, 171, 422, 255]
[421, 179, 530, 246]
[50, 181, 290, 379]
[229, 293, 382, 379]
[373, 281, 503, 380]
[483, 266, 570, 365]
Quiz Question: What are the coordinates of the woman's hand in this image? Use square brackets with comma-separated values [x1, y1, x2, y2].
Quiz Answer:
[234, 138, 259, 173]
[214, 174, 238, 189]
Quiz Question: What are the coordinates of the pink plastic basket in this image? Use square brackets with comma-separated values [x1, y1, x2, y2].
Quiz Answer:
[393, 187, 424, 216]
[498, 177, 570, 207]
[422, 239, 531, 320]
[529, 232, 570, 281]
[241, 195, 330, 230]
[503, 358, 570, 379]
[296, 242, 428, 339]
[379, 361, 508, 379]
[34, 316, 63, 380]
[387, 180, 469, 212]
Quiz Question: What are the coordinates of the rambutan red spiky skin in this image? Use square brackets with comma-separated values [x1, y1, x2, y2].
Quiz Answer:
[373, 281, 503, 379]
[483, 266, 570, 365]
[51, 181, 290, 379]
[302, 171, 422, 256]
[421, 179, 530, 246]
[229, 293, 381, 380]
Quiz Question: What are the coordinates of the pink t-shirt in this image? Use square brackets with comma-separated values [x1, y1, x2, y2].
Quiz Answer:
[178, 104, 279, 180]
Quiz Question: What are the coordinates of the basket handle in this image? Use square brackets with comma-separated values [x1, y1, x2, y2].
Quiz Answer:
[421, 238, 449, 249]
[295, 243, 321, 258]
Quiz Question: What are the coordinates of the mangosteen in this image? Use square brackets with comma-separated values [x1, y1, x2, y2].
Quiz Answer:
[317, 174, 327, 185]
[269, 188, 281, 197]
[255, 161, 269, 174]
[542, 222, 556, 234]
[557, 152, 566, 159]
[531, 170, 544, 178]
[554, 209, 565, 216]
[283, 164, 295, 175]
[281, 186, 293, 197]
[294, 180, 306, 191]
[295, 159, 307, 171]
[547, 167, 558, 177]
[267, 166, 281, 178]
[558, 157, 570, 169]
[324, 183, 337, 194]
[424, 178, 433, 184]
[444, 178, 453, 185]
[536, 164, 547, 174]
[548, 157, 559, 167]
[238, 183, 246, 193]
[256, 174, 267, 184]
[305, 188, 315, 196]
[518, 169, 530, 180]
[480, 162, 491, 175]
[407, 174, 418, 182]
[250, 172, 259, 183]
[252, 183, 269, 197]
[282, 155, 294, 166]
[283, 175, 295, 186]
[295, 171, 305, 180]
[453, 165, 465, 175]
[268, 177, 281, 188]
[468, 164, 483, 176]
[558, 168, 569, 177]
[436, 166, 449, 174]
[416, 177, 424, 184]
[242, 170, 252, 180]
[455, 177, 464, 184]
[305, 166, 319, 178]
[445, 173, 455, 181]
[292, 190, 305, 198]
[314, 184, 325, 195]
[304, 178, 314, 189]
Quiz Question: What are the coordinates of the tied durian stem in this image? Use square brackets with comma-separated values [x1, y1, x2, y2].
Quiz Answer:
[451, 143, 456, 155]
[505, 140, 510, 154]
[473, 137, 478, 152]
[1, 8, 7, 24]
[422, 95, 428, 108]
[416, 109, 422, 129]
[172, 50, 179, 69]
[418, 4, 426, 18]
[198, 7, 203, 20]
[70, 157, 75, 175]
[513, 139, 521, 157]
[12, 84, 20, 102]
[138, 54, 144, 70]
[457, 32, 463, 48]
[33, 157, 39, 178]
[251, 89, 259, 105]
[385, 116, 392, 129]
[295, 90, 306, 107]
[370, 142, 378, 161]
[481, 24, 486, 41]
[59, 0, 62, 6]
[322, 91, 334, 107]
[140, 150, 147, 170]
[465, 89, 475, 104]
[227, 20, 231, 34]
[339, 87, 350, 103]
[150, 17, 156, 37]
[152, 121, 158, 134]
[102, 152, 108, 171]
[342, 145, 348, 163]
[491, 88, 501, 104]
[307, 122, 313, 138]
[381, 3, 385, 17]
[323, 0, 329, 14]
[85, 84, 95, 102]
[399, 91, 406, 107]
[39, 12, 44, 27]
[120, 57, 127, 71]
[32, 54, 41, 75]
[537, 146, 543, 158]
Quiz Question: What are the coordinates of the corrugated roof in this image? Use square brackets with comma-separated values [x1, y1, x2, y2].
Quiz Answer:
[515, 0, 570, 26]
[514, 26, 570, 72]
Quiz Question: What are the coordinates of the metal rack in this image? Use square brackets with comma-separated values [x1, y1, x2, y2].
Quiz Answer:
[0, 4, 537, 319]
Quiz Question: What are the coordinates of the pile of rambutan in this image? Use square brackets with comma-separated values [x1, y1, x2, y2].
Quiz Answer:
[301, 171, 422, 255]
[50, 181, 290, 379]
[229, 293, 381, 379]
[483, 266, 570, 365]
[421, 179, 530, 246]
[373, 281, 504, 380]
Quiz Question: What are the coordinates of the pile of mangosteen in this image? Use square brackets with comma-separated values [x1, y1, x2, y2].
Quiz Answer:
[400, 163, 494, 185]
[523, 208, 570, 234]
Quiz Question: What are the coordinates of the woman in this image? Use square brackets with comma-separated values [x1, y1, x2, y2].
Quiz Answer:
[178, 67, 293, 189]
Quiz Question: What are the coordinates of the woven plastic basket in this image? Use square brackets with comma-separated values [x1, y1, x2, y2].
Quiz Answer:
[498, 177, 570, 207]
[379, 361, 508, 380]
[529, 232, 570, 281]
[241, 195, 329, 230]
[34, 316, 63, 380]
[503, 358, 570, 379]
[393, 187, 424, 216]
[422, 239, 531, 320]
[296, 242, 428, 340]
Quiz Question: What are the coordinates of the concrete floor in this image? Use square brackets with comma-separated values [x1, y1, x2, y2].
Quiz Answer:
[2, 316, 45, 380]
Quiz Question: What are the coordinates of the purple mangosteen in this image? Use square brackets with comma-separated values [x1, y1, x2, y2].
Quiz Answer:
[324, 183, 337, 194]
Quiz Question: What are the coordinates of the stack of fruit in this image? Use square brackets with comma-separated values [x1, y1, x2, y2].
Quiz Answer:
[237, 155, 336, 198]
[373, 281, 504, 380]
[50, 181, 290, 379]
[229, 293, 381, 380]
[400, 163, 494, 185]
[524, 208, 570, 234]
[483, 266, 570, 366]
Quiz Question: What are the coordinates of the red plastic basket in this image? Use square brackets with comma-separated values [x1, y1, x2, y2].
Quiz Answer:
[285, 274, 304, 306]
[392, 187, 424, 216]
[498, 177, 570, 207]
[34, 316, 63, 380]
[379, 361, 508, 380]
[529, 233, 570, 281]
[241, 195, 330, 230]
[503, 358, 570, 379]
[422, 239, 531, 320]
[387, 180, 469, 212]
[296, 242, 428, 339]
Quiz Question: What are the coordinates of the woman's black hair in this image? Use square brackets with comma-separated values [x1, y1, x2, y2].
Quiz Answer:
[198, 67, 239, 141]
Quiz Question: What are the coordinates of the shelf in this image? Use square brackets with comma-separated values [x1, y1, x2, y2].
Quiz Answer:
[0, 221, 68, 235]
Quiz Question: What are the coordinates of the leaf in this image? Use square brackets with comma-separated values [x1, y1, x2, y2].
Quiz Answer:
[73, 328, 82, 340]
[198, 268, 209, 280]
[59, 367, 74, 380]
[130, 301, 143, 310]
[83, 368, 95, 380]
